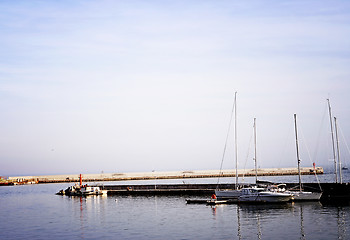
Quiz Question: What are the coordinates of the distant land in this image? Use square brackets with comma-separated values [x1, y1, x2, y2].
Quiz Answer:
[2, 167, 323, 184]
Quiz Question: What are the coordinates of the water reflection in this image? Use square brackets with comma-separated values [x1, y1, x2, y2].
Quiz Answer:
[64, 194, 350, 239]
[232, 201, 349, 239]
[299, 204, 305, 240]
[256, 211, 261, 240]
[237, 203, 293, 239]
[237, 206, 241, 240]
[2, 183, 350, 239]
[69, 195, 108, 239]
[337, 206, 347, 239]
[79, 197, 85, 240]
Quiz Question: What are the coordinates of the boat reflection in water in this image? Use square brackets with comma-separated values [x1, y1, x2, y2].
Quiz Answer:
[232, 201, 349, 239]
[235, 202, 294, 240]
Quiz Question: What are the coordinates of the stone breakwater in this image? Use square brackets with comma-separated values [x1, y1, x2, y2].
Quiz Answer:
[7, 167, 323, 184]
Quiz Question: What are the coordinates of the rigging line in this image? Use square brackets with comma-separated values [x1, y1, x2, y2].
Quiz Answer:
[299, 124, 322, 191]
[299, 126, 312, 164]
[216, 93, 236, 189]
[313, 102, 328, 161]
[338, 124, 350, 166]
[242, 123, 254, 182]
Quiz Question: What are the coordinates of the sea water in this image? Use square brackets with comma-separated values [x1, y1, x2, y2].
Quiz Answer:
[1, 171, 349, 240]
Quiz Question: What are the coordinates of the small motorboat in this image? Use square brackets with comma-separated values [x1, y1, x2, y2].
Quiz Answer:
[56, 184, 107, 196]
[80, 185, 107, 196]
[56, 174, 107, 196]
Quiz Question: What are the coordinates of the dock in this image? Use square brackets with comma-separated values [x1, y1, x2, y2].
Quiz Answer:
[100, 182, 350, 203]
[6, 167, 323, 184]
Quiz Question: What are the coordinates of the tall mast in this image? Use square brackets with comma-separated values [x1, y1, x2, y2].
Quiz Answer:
[327, 99, 337, 183]
[234, 92, 238, 190]
[294, 114, 302, 192]
[334, 117, 343, 184]
[254, 118, 258, 184]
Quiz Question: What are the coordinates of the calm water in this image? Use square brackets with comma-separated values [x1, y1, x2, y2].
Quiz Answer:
[1, 173, 349, 240]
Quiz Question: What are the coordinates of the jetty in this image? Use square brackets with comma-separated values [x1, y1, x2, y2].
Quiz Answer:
[5, 167, 323, 184]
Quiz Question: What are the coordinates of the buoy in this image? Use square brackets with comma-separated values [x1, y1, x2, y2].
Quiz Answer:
[211, 194, 217, 200]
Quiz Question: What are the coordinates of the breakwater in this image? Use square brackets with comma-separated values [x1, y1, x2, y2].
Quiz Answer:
[6, 167, 323, 184]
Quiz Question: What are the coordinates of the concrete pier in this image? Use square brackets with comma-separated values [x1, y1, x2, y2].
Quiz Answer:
[7, 167, 323, 184]
[102, 182, 350, 203]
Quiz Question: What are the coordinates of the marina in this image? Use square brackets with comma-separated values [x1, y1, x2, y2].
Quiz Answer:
[54, 182, 350, 204]
[1, 181, 349, 240]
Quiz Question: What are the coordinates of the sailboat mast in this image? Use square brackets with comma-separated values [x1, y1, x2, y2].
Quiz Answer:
[294, 114, 302, 192]
[254, 118, 258, 184]
[334, 117, 343, 184]
[327, 99, 338, 183]
[234, 92, 238, 190]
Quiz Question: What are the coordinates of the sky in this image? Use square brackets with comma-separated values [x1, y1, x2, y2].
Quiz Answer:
[1, 0, 350, 176]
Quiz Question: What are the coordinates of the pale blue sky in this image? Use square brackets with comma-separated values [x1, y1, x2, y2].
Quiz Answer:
[1, 0, 350, 176]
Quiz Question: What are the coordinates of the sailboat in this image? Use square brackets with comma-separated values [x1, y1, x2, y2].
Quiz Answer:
[237, 118, 293, 203]
[215, 92, 241, 200]
[238, 186, 292, 203]
[287, 114, 322, 201]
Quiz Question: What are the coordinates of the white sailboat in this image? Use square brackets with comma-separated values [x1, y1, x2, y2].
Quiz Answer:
[288, 114, 322, 201]
[238, 187, 292, 203]
[237, 119, 293, 203]
[215, 92, 241, 200]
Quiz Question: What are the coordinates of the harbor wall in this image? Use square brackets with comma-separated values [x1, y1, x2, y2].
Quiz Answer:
[7, 167, 323, 184]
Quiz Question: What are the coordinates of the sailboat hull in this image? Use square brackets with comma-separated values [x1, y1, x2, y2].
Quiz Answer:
[289, 191, 322, 201]
[215, 190, 241, 200]
[238, 188, 293, 203]
[239, 195, 292, 203]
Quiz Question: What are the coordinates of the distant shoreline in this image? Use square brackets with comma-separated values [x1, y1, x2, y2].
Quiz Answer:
[2, 167, 323, 185]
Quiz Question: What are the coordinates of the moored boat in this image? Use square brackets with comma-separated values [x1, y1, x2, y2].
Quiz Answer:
[80, 185, 107, 196]
[238, 187, 292, 203]
[56, 184, 107, 196]
[288, 191, 322, 201]
[267, 184, 322, 201]
[56, 174, 107, 196]
[282, 114, 323, 201]
[215, 189, 241, 200]
[215, 92, 241, 200]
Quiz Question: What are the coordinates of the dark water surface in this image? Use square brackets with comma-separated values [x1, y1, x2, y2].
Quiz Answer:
[1, 176, 349, 239]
